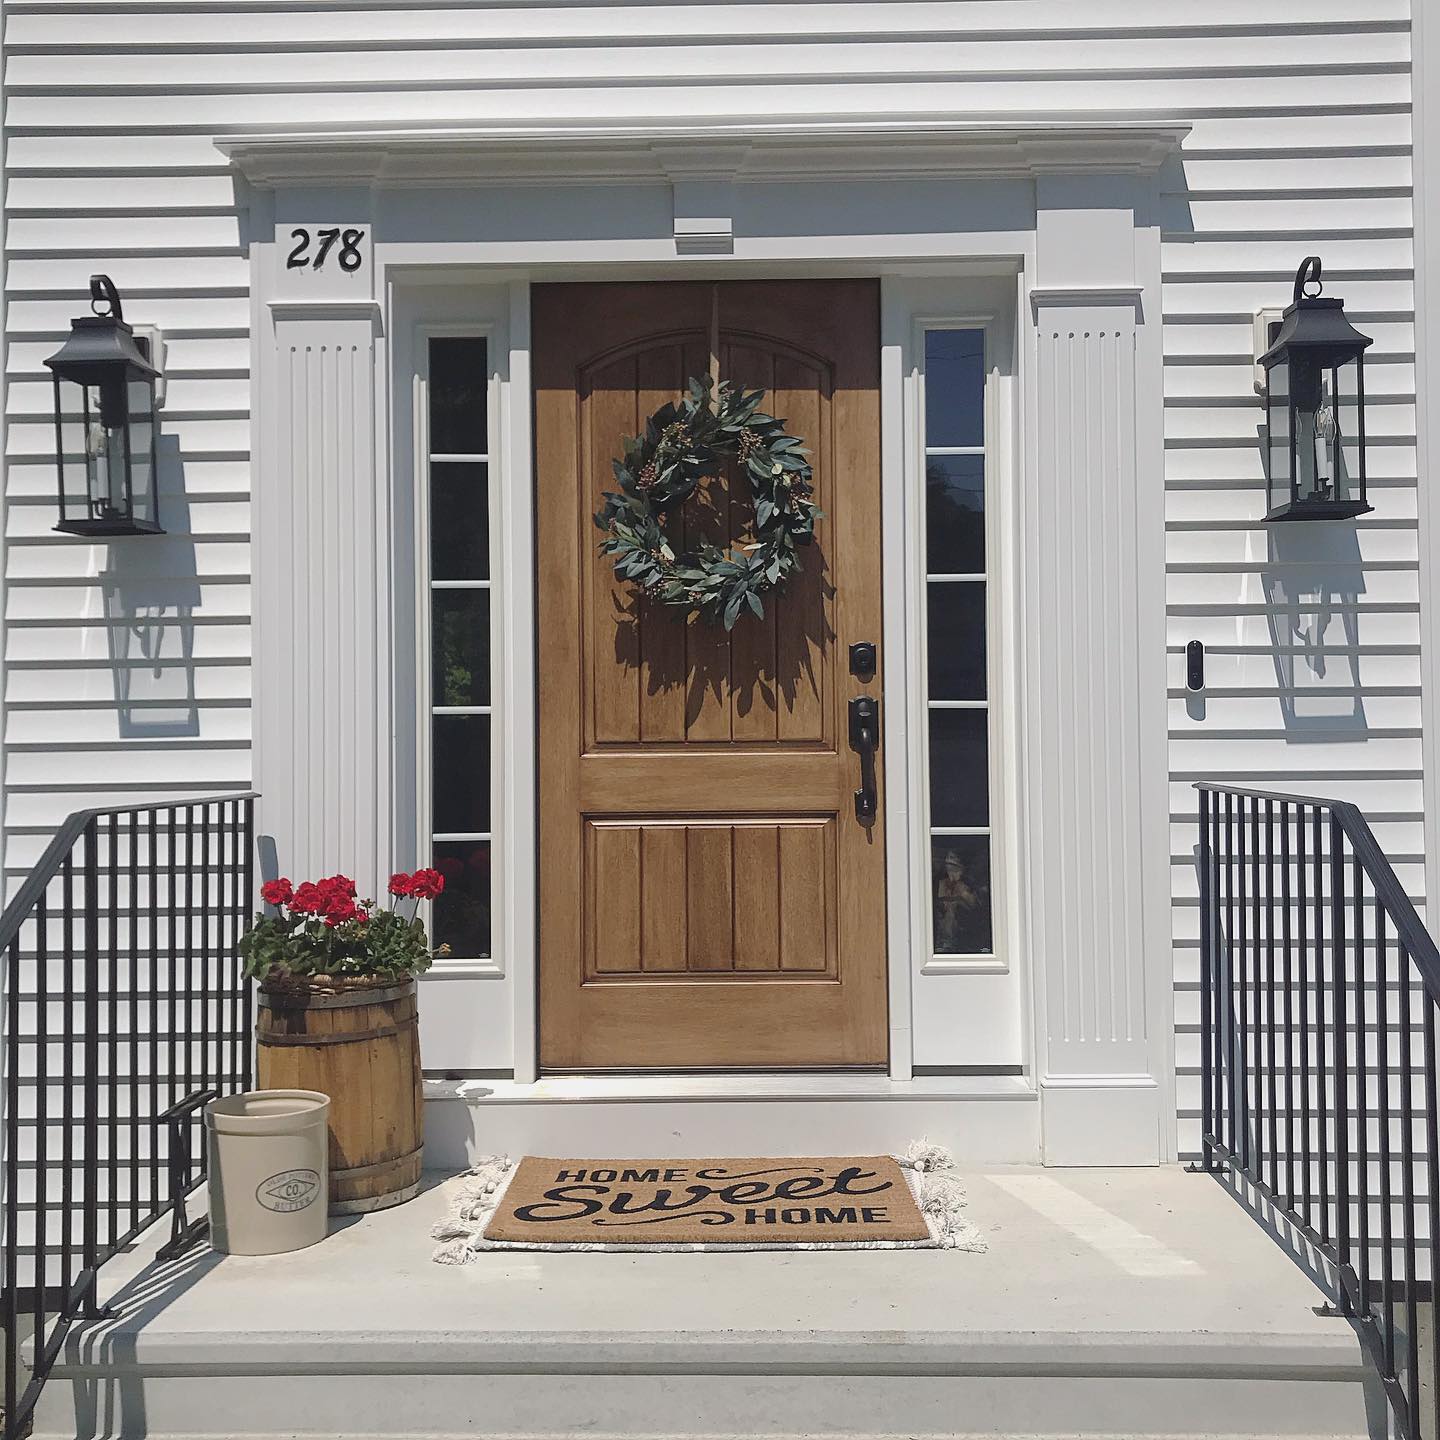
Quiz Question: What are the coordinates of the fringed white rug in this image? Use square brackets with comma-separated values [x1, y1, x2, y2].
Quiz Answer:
[432, 1142, 986, 1262]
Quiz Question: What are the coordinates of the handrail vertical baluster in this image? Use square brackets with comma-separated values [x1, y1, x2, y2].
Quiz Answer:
[166, 806, 177, 1134]
[106, 813, 118, 1257]
[1374, 901, 1394, 1384]
[1298, 803, 1312, 1228]
[184, 806, 195, 1110]
[1354, 849, 1370, 1310]
[1238, 796, 1250, 1170]
[148, 810, 159, 1213]
[1281, 801, 1294, 1206]
[1423, 1004, 1440, 1440]
[1331, 812, 1351, 1309]
[1265, 798, 1279, 1198]
[242, 797, 255, 1092]
[1198, 787, 1214, 1168]
[33, 896, 49, 1353]
[228, 800, 241, 1098]
[1252, 798, 1264, 1176]
[80, 820, 99, 1315]
[1213, 794, 1226, 1166]
[5, 932, 23, 1440]
[199, 803, 212, 1176]
[1316, 804, 1330, 1243]
[129, 810, 140, 1237]
[59, 854, 74, 1296]
[1223, 793, 1235, 1159]
[1398, 941, 1420, 1438]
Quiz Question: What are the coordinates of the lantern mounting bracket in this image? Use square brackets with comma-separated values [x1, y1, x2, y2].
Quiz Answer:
[90, 274, 124, 322]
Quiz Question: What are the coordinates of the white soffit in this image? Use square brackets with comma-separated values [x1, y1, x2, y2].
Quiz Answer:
[216, 119, 1190, 189]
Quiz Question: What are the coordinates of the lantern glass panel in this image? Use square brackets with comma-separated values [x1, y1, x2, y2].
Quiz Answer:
[87, 380, 130, 520]
[53, 376, 90, 525]
[126, 375, 159, 528]
[52, 368, 160, 531]
[1287, 353, 1363, 510]
[1334, 360, 1363, 509]
[1266, 357, 1291, 510]
[54, 375, 129, 524]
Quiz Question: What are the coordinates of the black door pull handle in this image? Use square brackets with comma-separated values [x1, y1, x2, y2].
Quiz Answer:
[849, 697, 880, 822]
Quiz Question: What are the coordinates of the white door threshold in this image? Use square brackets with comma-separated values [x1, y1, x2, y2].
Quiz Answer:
[422, 1075, 1039, 1167]
[424, 1073, 1036, 1104]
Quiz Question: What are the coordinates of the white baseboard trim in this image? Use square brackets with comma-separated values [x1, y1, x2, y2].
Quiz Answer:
[1039, 1077, 1163, 1167]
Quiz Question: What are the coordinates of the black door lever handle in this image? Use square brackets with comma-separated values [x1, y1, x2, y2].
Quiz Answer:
[849, 696, 880, 822]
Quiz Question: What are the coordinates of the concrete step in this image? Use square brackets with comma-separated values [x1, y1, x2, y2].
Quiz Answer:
[36, 1327, 1378, 1440]
[30, 1167, 1382, 1440]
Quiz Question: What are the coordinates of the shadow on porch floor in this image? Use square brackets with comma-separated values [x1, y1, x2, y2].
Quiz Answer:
[34, 1166, 1385, 1440]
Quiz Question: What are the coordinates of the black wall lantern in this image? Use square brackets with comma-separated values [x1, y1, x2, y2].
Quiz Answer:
[43, 275, 164, 536]
[1259, 257, 1372, 521]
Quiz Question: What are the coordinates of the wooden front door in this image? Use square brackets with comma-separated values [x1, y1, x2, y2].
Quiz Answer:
[535, 280, 886, 1070]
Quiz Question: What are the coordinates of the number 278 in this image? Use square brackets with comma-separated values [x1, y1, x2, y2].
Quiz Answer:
[286, 227, 365, 272]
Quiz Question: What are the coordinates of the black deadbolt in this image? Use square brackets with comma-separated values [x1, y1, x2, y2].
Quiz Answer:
[849, 641, 877, 681]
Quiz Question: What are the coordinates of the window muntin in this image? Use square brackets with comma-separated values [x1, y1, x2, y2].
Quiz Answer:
[923, 328, 993, 957]
[426, 337, 492, 959]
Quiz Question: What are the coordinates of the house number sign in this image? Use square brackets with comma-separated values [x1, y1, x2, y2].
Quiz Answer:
[286, 227, 366, 273]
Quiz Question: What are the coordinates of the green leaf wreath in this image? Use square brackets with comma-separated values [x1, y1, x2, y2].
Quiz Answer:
[594, 374, 821, 630]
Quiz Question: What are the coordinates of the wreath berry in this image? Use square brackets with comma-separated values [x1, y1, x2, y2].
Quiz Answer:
[594, 374, 821, 630]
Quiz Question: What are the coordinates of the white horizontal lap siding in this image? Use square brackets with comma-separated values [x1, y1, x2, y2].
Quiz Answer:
[2, 1, 253, 905]
[1158, 10, 1419, 1159]
[0, 3, 1419, 1146]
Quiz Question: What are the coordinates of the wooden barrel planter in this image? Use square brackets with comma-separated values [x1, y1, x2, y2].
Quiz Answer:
[256, 976, 424, 1214]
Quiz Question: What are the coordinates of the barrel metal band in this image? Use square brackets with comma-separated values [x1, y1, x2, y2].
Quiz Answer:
[261, 981, 415, 1010]
[331, 1143, 426, 1182]
[258, 1014, 419, 1047]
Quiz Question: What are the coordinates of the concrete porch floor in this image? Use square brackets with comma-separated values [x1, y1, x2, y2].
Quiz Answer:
[34, 1165, 1385, 1440]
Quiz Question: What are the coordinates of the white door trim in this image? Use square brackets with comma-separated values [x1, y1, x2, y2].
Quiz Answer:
[399, 268, 1028, 1085]
[245, 121, 1179, 1159]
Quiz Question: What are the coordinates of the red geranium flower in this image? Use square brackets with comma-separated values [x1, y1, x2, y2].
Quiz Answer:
[260, 878, 293, 907]
[407, 867, 445, 901]
[388, 872, 415, 897]
[321, 896, 361, 927]
[290, 881, 324, 915]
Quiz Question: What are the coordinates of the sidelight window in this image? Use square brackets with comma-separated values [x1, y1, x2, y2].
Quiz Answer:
[922, 329, 993, 957]
[423, 336, 492, 959]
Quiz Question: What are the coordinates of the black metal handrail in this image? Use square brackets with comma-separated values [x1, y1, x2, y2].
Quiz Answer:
[0, 793, 255, 1440]
[1196, 781, 1440, 1440]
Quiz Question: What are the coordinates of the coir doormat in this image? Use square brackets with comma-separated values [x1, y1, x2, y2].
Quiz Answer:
[431, 1145, 987, 1259]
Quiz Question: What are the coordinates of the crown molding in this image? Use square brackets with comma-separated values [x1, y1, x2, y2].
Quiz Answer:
[268, 298, 384, 324]
[1029, 285, 1146, 319]
[218, 118, 1189, 189]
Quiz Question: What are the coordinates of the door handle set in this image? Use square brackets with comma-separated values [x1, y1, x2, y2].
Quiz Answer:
[848, 696, 880, 822]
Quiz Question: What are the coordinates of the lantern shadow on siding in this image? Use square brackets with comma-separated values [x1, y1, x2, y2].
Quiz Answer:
[1259, 521, 1368, 738]
[99, 434, 201, 739]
